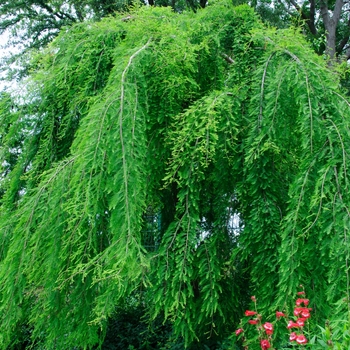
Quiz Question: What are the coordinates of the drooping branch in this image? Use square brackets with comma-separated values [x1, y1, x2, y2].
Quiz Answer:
[119, 38, 151, 241]
[221, 53, 234, 64]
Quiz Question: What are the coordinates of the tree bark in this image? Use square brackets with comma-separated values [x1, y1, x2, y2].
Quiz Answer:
[289, 0, 318, 36]
[320, 0, 344, 60]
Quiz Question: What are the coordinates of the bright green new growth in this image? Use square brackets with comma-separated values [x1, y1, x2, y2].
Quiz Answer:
[0, 1, 350, 348]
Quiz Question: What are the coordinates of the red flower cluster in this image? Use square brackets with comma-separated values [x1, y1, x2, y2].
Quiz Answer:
[294, 307, 311, 318]
[296, 298, 309, 306]
[242, 300, 275, 349]
[290, 332, 308, 344]
[287, 320, 303, 329]
[235, 291, 311, 349]
[287, 290, 311, 345]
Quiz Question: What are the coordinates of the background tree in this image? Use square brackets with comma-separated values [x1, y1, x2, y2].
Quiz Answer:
[1, 1, 350, 349]
[0, 0, 208, 80]
[252, 0, 350, 61]
[0, 0, 135, 79]
[2, 0, 350, 80]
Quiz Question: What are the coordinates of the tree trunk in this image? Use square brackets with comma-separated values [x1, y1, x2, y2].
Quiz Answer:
[320, 0, 344, 61]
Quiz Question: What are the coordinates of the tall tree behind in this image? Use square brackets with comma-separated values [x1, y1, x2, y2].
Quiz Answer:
[0, 0, 133, 79]
[0, 0, 209, 81]
[252, 0, 350, 61]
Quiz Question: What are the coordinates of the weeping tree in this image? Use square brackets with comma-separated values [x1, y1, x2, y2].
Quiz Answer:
[1, 1, 350, 348]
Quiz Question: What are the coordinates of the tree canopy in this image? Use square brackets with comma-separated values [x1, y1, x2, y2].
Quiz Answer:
[0, 0, 205, 53]
[1, 1, 350, 349]
[2, 0, 350, 81]
[250, 0, 350, 61]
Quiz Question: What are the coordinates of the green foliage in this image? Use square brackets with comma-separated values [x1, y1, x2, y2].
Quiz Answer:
[1, 1, 350, 349]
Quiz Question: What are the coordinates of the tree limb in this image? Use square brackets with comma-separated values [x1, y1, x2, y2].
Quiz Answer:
[35, 0, 77, 22]
[319, 0, 330, 29]
[309, 0, 318, 36]
[337, 15, 350, 54]
[333, 0, 344, 24]
[221, 53, 234, 64]
[288, 0, 318, 36]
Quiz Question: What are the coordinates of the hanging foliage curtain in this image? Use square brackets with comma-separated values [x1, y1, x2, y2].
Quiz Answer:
[0, 1, 350, 348]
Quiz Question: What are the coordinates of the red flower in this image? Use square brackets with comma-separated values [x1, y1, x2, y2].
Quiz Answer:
[297, 291, 305, 295]
[301, 309, 311, 318]
[296, 334, 308, 344]
[293, 307, 304, 316]
[245, 310, 257, 316]
[263, 322, 273, 335]
[289, 332, 297, 341]
[296, 298, 309, 306]
[294, 307, 311, 318]
[296, 318, 305, 327]
[260, 339, 271, 350]
[251, 295, 256, 302]
[235, 328, 244, 336]
[248, 319, 258, 325]
[276, 311, 286, 318]
[287, 320, 300, 329]
[295, 299, 303, 306]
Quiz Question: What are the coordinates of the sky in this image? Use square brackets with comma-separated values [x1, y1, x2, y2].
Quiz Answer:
[0, 32, 8, 90]
[0, 30, 20, 92]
